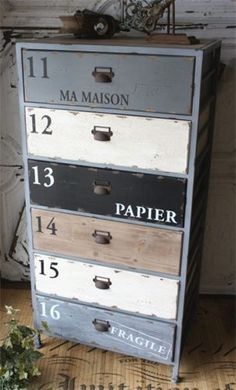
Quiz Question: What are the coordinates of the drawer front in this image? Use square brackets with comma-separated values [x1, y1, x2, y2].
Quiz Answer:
[28, 161, 186, 227]
[26, 107, 190, 175]
[34, 254, 179, 320]
[32, 209, 182, 276]
[22, 50, 194, 115]
[35, 295, 175, 363]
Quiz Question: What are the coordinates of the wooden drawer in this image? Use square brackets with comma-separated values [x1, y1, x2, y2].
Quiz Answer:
[28, 160, 186, 227]
[32, 209, 182, 276]
[34, 254, 179, 320]
[35, 295, 175, 363]
[22, 49, 194, 115]
[25, 107, 190, 175]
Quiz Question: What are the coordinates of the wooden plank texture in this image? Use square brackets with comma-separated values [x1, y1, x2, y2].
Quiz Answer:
[2, 0, 236, 35]
[198, 102, 211, 131]
[31, 208, 183, 275]
[34, 254, 179, 320]
[196, 127, 209, 157]
[25, 107, 191, 175]
[21, 49, 195, 115]
[28, 160, 187, 227]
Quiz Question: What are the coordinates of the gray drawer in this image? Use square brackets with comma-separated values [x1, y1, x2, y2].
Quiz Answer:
[36, 295, 175, 363]
[22, 49, 194, 115]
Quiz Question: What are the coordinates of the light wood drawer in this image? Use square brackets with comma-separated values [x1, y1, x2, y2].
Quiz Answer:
[32, 209, 183, 276]
[34, 254, 179, 320]
[22, 49, 194, 115]
[35, 295, 175, 363]
[25, 107, 190, 175]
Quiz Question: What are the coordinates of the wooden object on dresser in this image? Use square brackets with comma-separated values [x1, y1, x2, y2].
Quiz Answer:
[16, 36, 221, 382]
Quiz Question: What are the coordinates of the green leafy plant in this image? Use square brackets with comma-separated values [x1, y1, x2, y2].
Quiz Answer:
[0, 306, 43, 390]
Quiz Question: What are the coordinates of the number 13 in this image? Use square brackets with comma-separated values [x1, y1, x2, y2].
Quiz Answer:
[32, 166, 54, 188]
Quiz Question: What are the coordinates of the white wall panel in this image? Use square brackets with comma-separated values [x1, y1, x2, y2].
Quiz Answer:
[0, 41, 26, 280]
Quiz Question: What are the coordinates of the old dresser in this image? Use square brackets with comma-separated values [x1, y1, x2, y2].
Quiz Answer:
[16, 37, 221, 382]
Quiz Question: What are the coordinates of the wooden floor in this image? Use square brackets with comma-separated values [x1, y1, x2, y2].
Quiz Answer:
[0, 283, 235, 390]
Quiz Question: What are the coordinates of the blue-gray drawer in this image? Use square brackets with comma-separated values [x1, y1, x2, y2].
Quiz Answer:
[35, 295, 175, 363]
[22, 49, 194, 115]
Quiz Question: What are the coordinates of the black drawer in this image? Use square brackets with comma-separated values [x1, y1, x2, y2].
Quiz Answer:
[28, 160, 186, 227]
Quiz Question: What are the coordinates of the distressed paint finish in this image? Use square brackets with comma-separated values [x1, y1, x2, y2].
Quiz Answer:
[2, 0, 236, 33]
[35, 294, 175, 363]
[2, 207, 30, 281]
[0, 1, 233, 385]
[22, 49, 195, 115]
[25, 107, 191, 174]
[0, 42, 26, 280]
[10, 6, 225, 383]
[34, 253, 179, 320]
[1, 1, 234, 295]
[28, 160, 186, 227]
[15, 35, 222, 383]
[31, 208, 183, 275]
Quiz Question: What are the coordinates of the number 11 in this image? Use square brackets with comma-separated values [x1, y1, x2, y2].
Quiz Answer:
[27, 56, 49, 79]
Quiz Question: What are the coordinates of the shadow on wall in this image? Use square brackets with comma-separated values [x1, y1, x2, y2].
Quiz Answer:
[200, 62, 236, 294]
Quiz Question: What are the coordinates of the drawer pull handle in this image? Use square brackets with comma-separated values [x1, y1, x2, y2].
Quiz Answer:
[93, 319, 110, 332]
[91, 126, 113, 142]
[93, 230, 112, 245]
[92, 67, 114, 83]
[93, 181, 111, 195]
[93, 276, 112, 290]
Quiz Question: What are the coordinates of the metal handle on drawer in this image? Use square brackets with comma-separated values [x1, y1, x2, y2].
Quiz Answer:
[93, 276, 112, 290]
[91, 126, 113, 142]
[93, 319, 110, 332]
[92, 230, 112, 245]
[93, 180, 111, 195]
[92, 67, 114, 83]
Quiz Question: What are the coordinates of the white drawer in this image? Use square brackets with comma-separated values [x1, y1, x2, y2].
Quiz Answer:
[26, 107, 190, 174]
[34, 253, 179, 320]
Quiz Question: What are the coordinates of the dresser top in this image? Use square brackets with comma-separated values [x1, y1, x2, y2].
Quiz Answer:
[16, 34, 221, 55]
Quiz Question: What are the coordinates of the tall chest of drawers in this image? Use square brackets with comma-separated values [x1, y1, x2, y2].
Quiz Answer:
[16, 37, 221, 382]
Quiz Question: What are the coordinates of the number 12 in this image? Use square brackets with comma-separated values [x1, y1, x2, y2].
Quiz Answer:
[30, 114, 52, 135]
